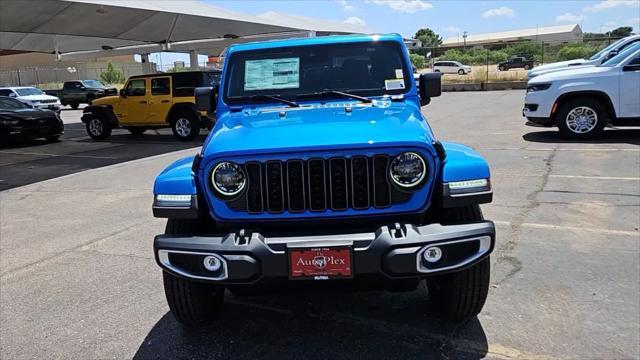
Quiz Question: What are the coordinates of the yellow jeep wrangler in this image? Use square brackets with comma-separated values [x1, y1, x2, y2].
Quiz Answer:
[81, 71, 220, 141]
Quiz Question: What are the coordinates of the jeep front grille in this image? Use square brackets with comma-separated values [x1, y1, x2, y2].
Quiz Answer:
[238, 156, 411, 214]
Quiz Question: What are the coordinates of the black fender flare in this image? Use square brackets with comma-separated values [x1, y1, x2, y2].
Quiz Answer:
[553, 90, 617, 120]
[82, 105, 119, 127]
[166, 102, 199, 124]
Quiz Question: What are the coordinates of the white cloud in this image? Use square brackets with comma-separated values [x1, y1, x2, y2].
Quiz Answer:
[482, 6, 516, 18]
[344, 16, 366, 26]
[444, 26, 461, 33]
[337, 0, 356, 11]
[555, 12, 585, 23]
[585, 0, 639, 12]
[366, 0, 433, 13]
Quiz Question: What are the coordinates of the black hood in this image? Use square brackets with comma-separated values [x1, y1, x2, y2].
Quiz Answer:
[0, 108, 55, 119]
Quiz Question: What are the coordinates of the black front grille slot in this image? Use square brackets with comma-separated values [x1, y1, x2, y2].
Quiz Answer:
[308, 159, 327, 211]
[330, 158, 348, 210]
[245, 162, 263, 213]
[287, 160, 305, 212]
[265, 162, 284, 213]
[372, 155, 391, 207]
[351, 156, 369, 209]
[237, 154, 407, 214]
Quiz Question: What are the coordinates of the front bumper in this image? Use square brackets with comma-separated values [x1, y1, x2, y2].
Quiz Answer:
[154, 221, 495, 284]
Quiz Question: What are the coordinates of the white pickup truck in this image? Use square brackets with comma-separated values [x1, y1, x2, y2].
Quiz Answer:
[528, 34, 640, 79]
[523, 42, 640, 139]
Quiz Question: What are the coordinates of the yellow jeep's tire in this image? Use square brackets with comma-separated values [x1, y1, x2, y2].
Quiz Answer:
[85, 113, 112, 140]
[162, 219, 224, 326]
[427, 205, 490, 321]
[171, 111, 200, 141]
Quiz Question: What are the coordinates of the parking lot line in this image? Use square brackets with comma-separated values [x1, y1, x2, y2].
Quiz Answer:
[0, 150, 116, 160]
[494, 220, 639, 236]
[481, 147, 638, 152]
[549, 174, 640, 181]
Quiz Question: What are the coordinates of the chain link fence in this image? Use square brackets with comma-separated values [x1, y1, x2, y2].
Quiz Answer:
[410, 36, 622, 84]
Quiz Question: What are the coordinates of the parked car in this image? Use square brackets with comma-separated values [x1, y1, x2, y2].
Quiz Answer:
[433, 60, 472, 75]
[523, 43, 640, 138]
[528, 34, 640, 79]
[81, 70, 221, 141]
[498, 57, 534, 71]
[151, 34, 495, 326]
[44, 80, 117, 109]
[0, 86, 61, 112]
[0, 96, 64, 144]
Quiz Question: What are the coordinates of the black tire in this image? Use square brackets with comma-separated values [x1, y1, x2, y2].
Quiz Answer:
[524, 64, 532, 70]
[69, 102, 79, 110]
[127, 127, 146, 135]
[427, 205, 490, 321]
[45, 135, 61, 143]
[163, 219, 224, 326]
[498, 65, 506, 71]
[556, 97, 607, 139]
[458, 69, 465, 75]
[171, 111, 200, 141]
[85, 113, 112, 140]
[434, 69, 440, 73]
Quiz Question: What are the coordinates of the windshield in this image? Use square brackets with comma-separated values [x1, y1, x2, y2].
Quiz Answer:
[589, 38, 627, 60]
[82, 80, 105, 88]
[0, 97, 30, 109]
[223, 41, 412, 103]
[15, 87, 44, 96]
[601, 42, 640, 66]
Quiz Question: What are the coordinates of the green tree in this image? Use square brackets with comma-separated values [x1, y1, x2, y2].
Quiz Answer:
[100, 61, 125, 84]
[556, 43, 591, 61]
[409, 53, 426, 69]
[608, 26, 633, 38]
[415, 28, 443, 48]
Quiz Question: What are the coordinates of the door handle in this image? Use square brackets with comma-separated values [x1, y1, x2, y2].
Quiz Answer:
[161, 100, 170, 103]
[139, 101, 147, 104]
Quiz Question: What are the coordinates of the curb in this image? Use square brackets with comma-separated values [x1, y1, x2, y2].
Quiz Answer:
[442, 81, 527, 92]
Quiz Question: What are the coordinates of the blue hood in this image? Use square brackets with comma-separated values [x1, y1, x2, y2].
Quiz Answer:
[202, 100, 435, 159]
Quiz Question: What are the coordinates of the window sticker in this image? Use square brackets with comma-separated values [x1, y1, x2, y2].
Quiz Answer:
[385, 79, 405, 90]
[395, 69, 404, 79]
[244, 58, 300, 91]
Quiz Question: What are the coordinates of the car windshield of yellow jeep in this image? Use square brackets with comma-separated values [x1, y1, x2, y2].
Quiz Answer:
[224, 41, 412, 103]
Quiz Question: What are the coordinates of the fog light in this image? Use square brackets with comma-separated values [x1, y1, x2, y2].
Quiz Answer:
[203, 256, 222, 272]
[423, 247, 442, 263]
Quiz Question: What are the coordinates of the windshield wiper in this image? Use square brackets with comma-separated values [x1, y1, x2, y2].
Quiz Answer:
[229, 94, 299, 107]
[298, 89, 377, 103]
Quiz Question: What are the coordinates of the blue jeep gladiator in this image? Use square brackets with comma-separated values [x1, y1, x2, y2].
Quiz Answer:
[152, 34, 495, 326]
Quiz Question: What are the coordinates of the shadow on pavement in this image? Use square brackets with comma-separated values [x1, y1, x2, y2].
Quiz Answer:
[522, 129, 640, 145]
[133, 285, 488, 360]
[0, 124, 207, 191]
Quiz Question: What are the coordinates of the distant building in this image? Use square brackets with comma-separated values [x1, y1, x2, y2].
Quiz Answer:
[442, 24, 583, 48]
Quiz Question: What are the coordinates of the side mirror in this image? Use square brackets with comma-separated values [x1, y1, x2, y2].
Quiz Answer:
[605, 50, 619, 61]
[119, 89, 127, 98]
[195, 86, 217, 114]
[419, 72, 442, 106]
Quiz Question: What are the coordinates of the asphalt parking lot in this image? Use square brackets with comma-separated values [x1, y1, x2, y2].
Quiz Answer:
[1, 91, 638, 359]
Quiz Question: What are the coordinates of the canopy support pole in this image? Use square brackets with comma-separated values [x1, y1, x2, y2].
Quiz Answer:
[140, 53, 154, 74]
[189, 50, 199, 70]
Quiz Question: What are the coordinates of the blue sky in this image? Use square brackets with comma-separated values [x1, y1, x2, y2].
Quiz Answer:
[152, 0, 640, 66]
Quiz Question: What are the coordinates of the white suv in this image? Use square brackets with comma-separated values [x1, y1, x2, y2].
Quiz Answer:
[433, 61, 472, 75]
[528, 34, 640, 79]
[0, 87, 61, 112]
[523, 43, 640, 139]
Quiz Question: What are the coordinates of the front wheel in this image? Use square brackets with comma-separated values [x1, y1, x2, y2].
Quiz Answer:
[171, 111, 200, 141]
[524, 64, 532, 70]
[163, 219, 224, 326]
[457, 69, 465, 75]
[427, 205, 490, 321]
[85, 114, 112, 140]
[498, 65, 506, 71]
[556, 97, 607, 139]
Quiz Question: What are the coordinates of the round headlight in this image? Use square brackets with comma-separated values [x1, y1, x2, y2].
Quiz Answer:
[389, 152, 427, 188]
[211, 162, 246, 197]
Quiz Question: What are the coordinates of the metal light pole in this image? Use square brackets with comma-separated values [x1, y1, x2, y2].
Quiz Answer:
[463, 31, 468, 49]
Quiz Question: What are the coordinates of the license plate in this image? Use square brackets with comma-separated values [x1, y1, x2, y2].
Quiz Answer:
[289, 246, 353, 280]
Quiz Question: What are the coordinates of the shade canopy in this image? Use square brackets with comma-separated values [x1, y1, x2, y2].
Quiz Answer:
[0, 0, 368, 57]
